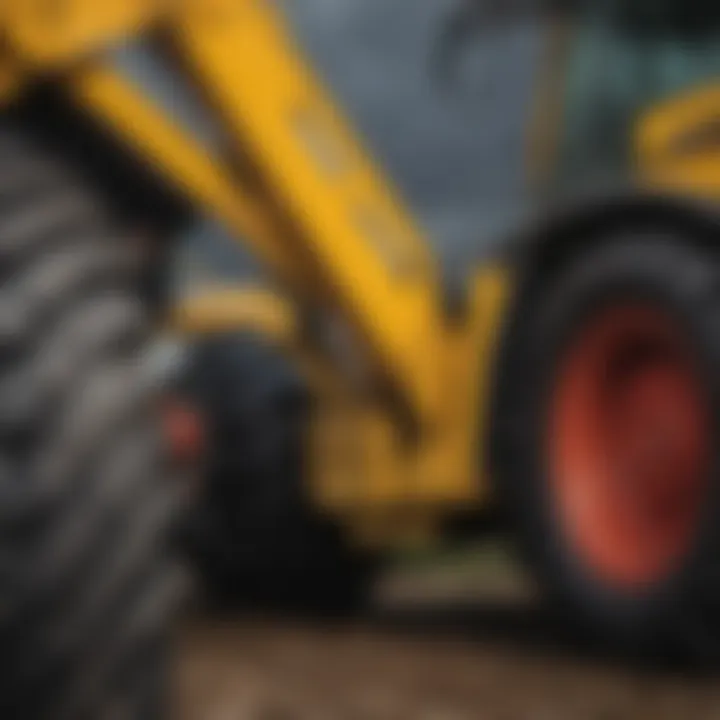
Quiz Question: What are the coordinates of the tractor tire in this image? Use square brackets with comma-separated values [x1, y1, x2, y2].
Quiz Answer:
[493, 232, 720, 665]
[0, 128, 183, 717]
[182, 334, 376, 616]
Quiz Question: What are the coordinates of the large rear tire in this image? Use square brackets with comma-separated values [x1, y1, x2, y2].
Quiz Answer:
[0, 127, 182, 717]
[183, 334, 376, 616]
[494, 233, 720, 664]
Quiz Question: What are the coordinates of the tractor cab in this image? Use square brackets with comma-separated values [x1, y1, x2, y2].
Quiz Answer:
[530, 0, 720, 198]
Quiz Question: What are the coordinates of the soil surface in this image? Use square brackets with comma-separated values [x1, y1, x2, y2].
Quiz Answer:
[174, 555, 720, 720]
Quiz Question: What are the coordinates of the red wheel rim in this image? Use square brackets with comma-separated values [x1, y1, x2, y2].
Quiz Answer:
[549, 303, 710, 590]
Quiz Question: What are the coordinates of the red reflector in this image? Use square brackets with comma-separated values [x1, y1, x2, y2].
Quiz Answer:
[163, 400, 204, 464]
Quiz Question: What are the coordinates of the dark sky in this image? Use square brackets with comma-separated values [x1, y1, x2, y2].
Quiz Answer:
[282, 0, 543, 256]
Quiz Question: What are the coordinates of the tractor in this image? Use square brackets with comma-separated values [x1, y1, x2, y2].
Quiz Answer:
[0, 0, 717, 717]
[174, 0, 720, 661]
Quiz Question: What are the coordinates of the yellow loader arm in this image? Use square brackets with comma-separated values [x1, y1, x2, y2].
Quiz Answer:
[0, 0, 444, 424]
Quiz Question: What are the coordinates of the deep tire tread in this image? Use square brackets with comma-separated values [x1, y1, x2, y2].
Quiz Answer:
[0, 123, 180, 718]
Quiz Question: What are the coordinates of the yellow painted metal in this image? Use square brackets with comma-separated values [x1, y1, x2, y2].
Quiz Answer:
[2, 0, 159, 68]
[71, 65, 315, 296]
[171, 286, 298, 344]
[309, 266, 511, 519]
[170, 0, 444, 422]
[636, 84, 720, 199]
[430, 265, 510, 501]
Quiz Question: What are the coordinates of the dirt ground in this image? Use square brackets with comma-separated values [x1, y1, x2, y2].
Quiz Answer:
[174, 551, 720, 720]
[174, 611, 720, 720]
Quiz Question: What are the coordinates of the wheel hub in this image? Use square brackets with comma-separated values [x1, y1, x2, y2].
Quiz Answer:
[549, 304, 709, 590]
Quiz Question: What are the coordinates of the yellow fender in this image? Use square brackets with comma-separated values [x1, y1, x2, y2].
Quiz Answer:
[171, 285, 298, 347]
[636, 84, 720, 200]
